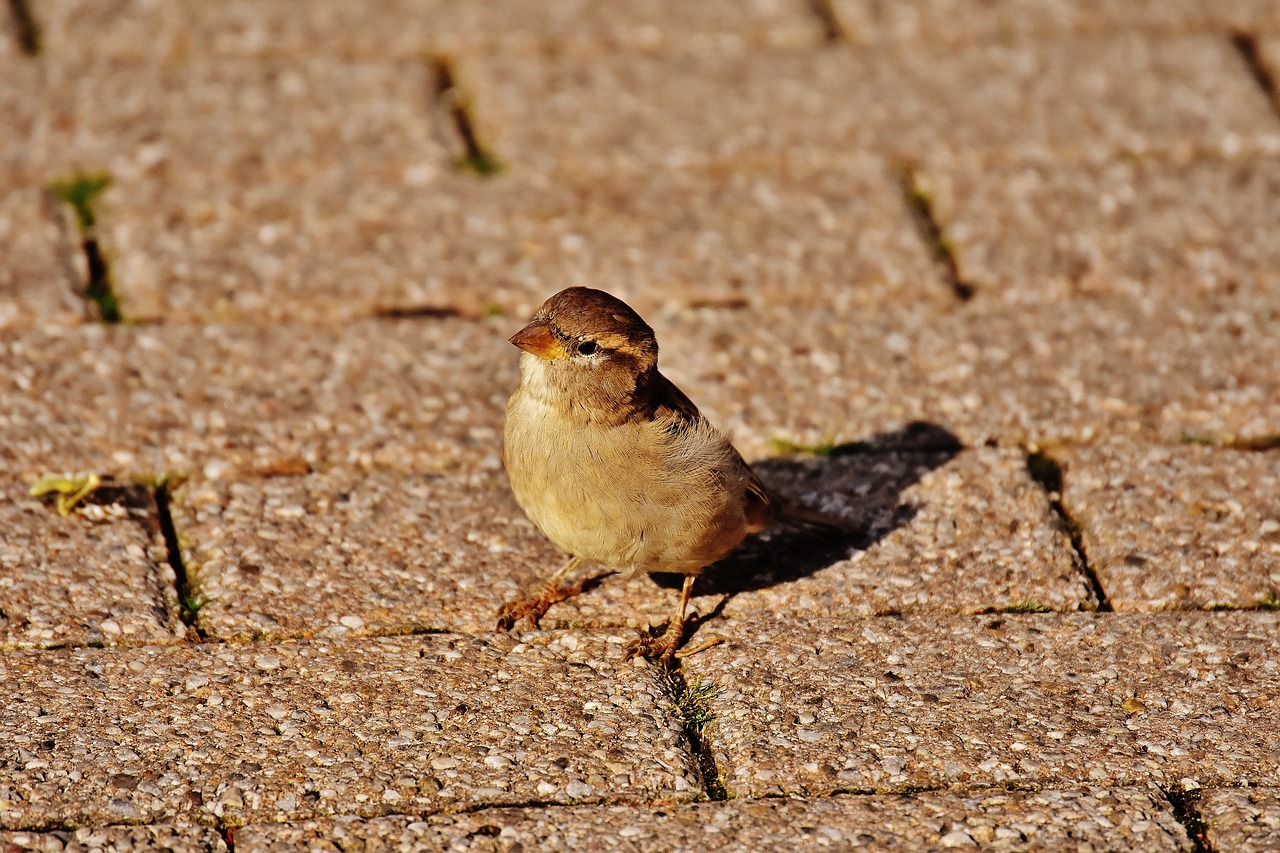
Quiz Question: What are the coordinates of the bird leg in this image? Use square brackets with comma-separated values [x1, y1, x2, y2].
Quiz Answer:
[495, 557, 586, 631]
[625, 574, 697, 665]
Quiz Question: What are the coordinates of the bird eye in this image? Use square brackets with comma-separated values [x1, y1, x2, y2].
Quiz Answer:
[576, 340, 599, 356]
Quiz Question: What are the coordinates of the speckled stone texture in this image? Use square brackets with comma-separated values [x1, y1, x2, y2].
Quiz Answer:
[827, 0, 1279, 45]
[34, 47, 936, 321]
[923, 152, 1280, 302]
[1059, 443, 1280, 611]
[1203, 787, 1280, 852]
[655, 293, 1280, 456]
[0, 825, 227, 853]
[172, 468, 559, 639]
[0, 633, 698, 827]
[34, 0, 823, 60]
[472, 32, 1280, 172]
[0, 481, 184, 650]
[235, 787, 1191, 851]
[170, 446, 1090, 642]
[0, 319, 511, 478]
[716, 447, 1094, 618]
[686, 613, 1280, 796]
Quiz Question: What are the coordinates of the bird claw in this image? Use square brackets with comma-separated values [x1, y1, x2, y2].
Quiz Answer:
[623, 620, 685, 665]
[495, 576, 593, 632]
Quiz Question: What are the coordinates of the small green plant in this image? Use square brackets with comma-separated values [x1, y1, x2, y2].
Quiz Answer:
[30, 473, 102, 516]
[47, 172, 110, 231]
[1259, 591, 1280, 611]
[1002, 601, 1052, 614]
[671, 675, 718, 732]
[46, 172, 122, 323]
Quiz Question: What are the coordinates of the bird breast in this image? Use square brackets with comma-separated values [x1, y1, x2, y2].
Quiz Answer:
[504, 366, 752, 574]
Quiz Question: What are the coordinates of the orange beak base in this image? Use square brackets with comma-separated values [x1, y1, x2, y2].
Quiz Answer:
[509, 318, 566, 360]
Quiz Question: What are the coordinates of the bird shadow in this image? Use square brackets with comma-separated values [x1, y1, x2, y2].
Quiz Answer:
[650, 421, 964, 607]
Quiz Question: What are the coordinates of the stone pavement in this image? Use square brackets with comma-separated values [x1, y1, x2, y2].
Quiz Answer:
[2, 0, 1279, 849]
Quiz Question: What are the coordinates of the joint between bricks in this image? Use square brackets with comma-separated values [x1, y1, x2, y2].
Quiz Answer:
[1163, 786, 1213, 853]
[1025, 450, 1111, 612]
[898, 164, 977, 303]
[6, 0, 41, 55]
[662, 663, 728, 801]
[429, 55, 503, 177]
[1230, 31, 1280, 120]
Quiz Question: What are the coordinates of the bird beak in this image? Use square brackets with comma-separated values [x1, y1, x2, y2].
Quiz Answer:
[509, 318, 566, 360]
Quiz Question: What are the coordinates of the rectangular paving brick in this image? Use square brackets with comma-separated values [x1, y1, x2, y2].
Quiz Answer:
[0, 632, 698, 827]
[471, 32, 1280, 175]
[0, 318, 512, 478]
[236, 787, 1191, 851]
[0, 480, 185, 650]
[1059, 443, 1280, 611]
[921, 151, 1280, 302]
[828, 0, 1252, 45]
[714, 447, 1094, 619]
[660, 291, 1280, 457]
[1203, 787, 1280, 852]
[34, 0, 822, 60]
[684, 613, 1280, 796]
[0, 825, 227, 853]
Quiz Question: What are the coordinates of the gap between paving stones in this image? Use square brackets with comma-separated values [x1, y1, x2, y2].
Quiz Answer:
[1164, 787, 1213, 853]
[1232, 31, 1280, 119]
[1024, 448, 1112, 612]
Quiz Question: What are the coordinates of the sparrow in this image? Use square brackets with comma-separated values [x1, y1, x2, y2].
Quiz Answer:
[497, 287, 848, 662]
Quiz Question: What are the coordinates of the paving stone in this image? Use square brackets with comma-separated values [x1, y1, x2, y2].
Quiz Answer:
[921, 151, 1280, 303]
[0, 56, 77, 329]
[657, 289, 1280, 456]
[33, 52, 933, 321]
[0, 317, 512, 478]
[0, 825, 227, 853]
[171, 468, 558, 639]
[712, 447, 1094, 619]
[0, 633, 699, 827]
[236, 787, 1191, 851]
[169, 446, 1088, 642]
[35, 55, 452, 322]
[1203, 787, 1280, 852]
[472, 32, 1280, 174]
[826, 0, 1274, 45]
[34, 0, 822, 60]
[1059, 443, 1280, 612]
[684, 613, 1280, 796]
[0, 480, 185, 651]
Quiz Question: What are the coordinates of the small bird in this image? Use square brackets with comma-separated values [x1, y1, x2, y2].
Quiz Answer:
[497, 287, 848, 662]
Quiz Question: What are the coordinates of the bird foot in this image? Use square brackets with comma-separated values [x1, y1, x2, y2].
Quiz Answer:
[623, 618, 686, 665]
[495, 577, 592, 631]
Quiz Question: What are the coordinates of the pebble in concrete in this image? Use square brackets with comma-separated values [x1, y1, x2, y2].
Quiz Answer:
[714, 447, 1093, 618]
[0, 483, 184, 650]
[684, 613, 1280, 797]
[0, 633, 698, 827]
[235, 787, 1191, 851]
[0, 825, 227, 852]
[1203, 787, 1280, 853]
[1060, 442, 1280, 611]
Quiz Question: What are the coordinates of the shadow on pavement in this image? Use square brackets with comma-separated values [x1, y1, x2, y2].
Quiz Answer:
[652, 421, 964, 606]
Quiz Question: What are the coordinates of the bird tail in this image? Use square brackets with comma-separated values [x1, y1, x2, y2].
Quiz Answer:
[773, 494, 857, 538]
